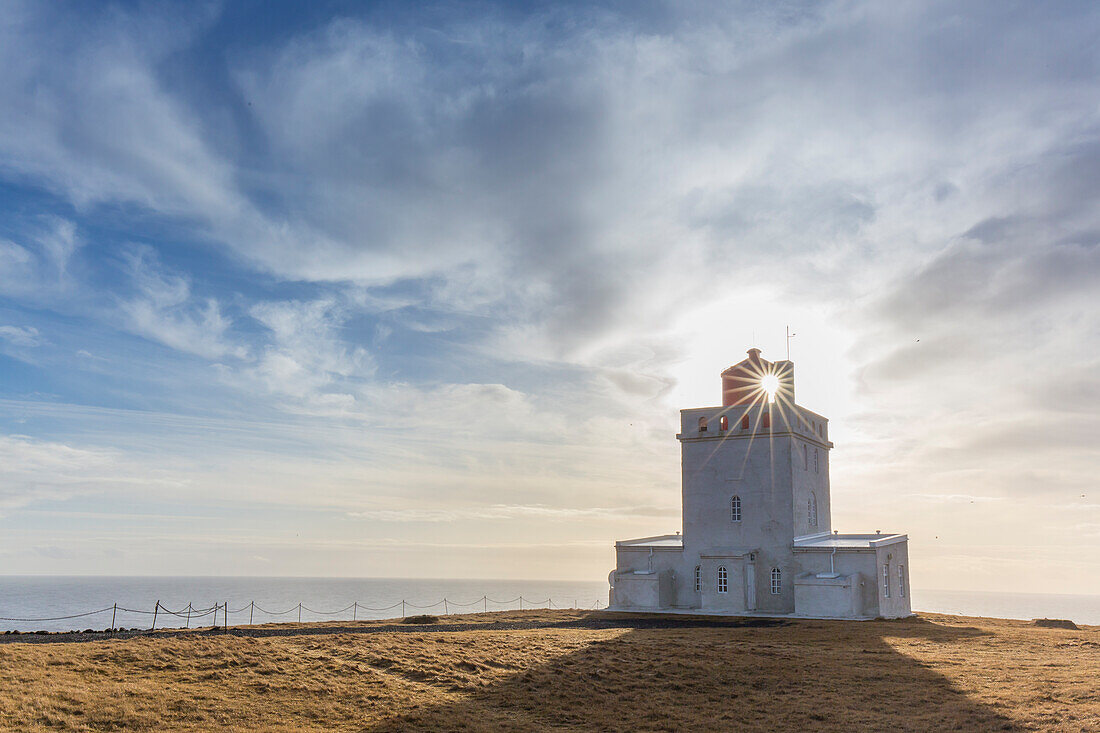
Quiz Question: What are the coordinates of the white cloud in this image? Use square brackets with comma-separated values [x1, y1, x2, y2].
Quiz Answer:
[0, 325, 42, 348]
[0, 434, 134, 511]
[0, 217, 80, 300]
[117, 246, 245, 360]
[0, 3, 238, 216]
[241, 297, 373, 409]
[908, 494, 1004, 505]
[346, 504, 667, 522]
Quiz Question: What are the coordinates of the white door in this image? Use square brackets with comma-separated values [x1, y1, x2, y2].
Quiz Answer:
[745, 563, 756, 610]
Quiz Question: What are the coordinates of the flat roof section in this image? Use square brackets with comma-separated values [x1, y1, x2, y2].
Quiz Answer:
[616, 534, 684, 548]
[793, 533, 908, 550]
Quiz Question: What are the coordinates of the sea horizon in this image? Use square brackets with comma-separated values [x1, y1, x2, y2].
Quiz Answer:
[1, 576, 1097, 632]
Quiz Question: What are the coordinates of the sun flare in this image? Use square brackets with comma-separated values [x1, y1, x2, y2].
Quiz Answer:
[761, 373, 780, 402]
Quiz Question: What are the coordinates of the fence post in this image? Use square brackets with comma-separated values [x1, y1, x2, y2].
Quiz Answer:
[298, 603, 302, 623]
[213, 603, 218, 629]
[353, 602, 357, 621]
[444, 598, 448, 615]
[249, 601, 254, 626]
[111, 603, 117, 631]
[152, 601, 159, 631]
[519, 596, 523, 610]
[483, 596, 487, 613]
[402, 600, 405, 618]
[185, 603, 192, 629]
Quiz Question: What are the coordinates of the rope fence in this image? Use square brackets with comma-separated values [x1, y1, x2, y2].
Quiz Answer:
[0, 595, 604, 633]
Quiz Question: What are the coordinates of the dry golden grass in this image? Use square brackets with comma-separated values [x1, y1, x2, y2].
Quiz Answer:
[0, 610, 1096, 731]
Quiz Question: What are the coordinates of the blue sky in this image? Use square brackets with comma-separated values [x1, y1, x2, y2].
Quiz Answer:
[1, 0, 1098, 592]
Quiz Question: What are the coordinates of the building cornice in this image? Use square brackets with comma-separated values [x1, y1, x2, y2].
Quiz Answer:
[677, 431, 834, 449]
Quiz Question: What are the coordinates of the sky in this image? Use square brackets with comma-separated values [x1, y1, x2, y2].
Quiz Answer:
[0, 0, 1097, 594]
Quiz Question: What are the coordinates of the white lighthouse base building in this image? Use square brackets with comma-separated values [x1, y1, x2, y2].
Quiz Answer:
[608, 349, 912, 620]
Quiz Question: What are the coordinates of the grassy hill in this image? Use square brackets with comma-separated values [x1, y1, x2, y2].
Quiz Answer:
[0, 610, 1096, 731]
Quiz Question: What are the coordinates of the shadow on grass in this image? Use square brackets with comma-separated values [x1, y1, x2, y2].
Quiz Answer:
[365, 614, 1019, 732]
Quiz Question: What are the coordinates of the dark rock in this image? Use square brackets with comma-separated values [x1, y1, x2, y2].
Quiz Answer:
[1033, 618, 1078, 630]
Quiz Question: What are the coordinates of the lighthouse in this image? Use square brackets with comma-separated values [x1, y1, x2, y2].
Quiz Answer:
[607, 348, 912, 619]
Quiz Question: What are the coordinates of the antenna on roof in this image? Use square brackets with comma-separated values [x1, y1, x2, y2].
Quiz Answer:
[786, 325, 797, 361]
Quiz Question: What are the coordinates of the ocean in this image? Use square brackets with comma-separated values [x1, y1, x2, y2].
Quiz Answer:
[911, 588, 1100, 626]
[0, 577, 1097, 632]
[0, 577, 610, 632]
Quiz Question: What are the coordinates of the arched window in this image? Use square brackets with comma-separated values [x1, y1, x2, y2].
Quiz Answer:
[694, 565, 701, 592]
[740, 414, 750, 429]
[770, 568, 782, 595]
[898, 565, 906, 598]
[802, 444, 808, 470]
[814, 448, 819, 473]
[808, 492, 818, 527]
[730, 495, 742, 522]
[883, 564, 891, 598]
[698, 416, 708, 432]
[719, 415, 729, 431]
[717, 566, 728, 593]
[762, 412, 771, 429]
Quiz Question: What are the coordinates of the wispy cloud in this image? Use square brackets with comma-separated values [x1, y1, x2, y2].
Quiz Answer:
[117, 246, 245, 360]
[0, 325, 42, 348]
[0, 217, 80, 300]
[908, 494, 1004, 505]
[347, 504, 670, 523]
[0, 434, 142, 512]
[241, 297, 373, 409]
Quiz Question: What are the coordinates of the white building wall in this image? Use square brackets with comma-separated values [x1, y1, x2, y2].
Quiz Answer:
[679, 403, 832, 614]
[876, 541, 912, 619]
[791, 435, 832, 538]
[794, 573, 863, 618]
[612, 573, 662, 608]
[698, 556, 754, 612]
[795, 549, 881, 617]
[613, 547, 689, 607]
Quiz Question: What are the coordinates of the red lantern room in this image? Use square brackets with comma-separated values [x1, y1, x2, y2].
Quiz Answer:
[721, 348, 795, 407]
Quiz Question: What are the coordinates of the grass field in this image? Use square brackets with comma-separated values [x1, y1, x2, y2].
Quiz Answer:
[0, 610, 1096, 731]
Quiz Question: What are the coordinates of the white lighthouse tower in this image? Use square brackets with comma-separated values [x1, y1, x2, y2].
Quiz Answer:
[607, 348, 911, 619]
